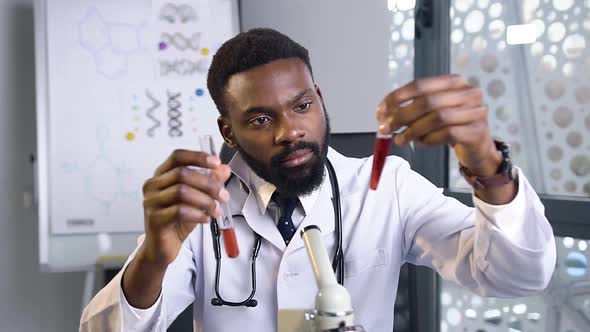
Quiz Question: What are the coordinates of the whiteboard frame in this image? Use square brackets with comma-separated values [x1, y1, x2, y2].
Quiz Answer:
[34, 0, 51, 269]
[34, 0, 241, 272]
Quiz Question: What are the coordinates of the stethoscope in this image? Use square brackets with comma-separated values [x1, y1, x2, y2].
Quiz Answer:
[210, 159, 343, 307]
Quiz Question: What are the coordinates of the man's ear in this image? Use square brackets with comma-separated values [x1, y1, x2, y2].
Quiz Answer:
[217, 116, 237, 148]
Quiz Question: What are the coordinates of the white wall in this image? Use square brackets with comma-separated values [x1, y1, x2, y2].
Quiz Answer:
[0, 0, 84, 330]
[240, 0, 394, 133]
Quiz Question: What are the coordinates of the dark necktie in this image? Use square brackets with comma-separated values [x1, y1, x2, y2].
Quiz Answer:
[274, 194, 298, 245]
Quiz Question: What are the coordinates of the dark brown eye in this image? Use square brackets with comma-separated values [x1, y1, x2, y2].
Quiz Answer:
[249, 116, 271, 127]
[296, 102, 311, 112]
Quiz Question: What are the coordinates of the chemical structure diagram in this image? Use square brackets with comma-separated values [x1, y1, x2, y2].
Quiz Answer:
[61, 127, 140, 215]
[78, 6, 147, 80]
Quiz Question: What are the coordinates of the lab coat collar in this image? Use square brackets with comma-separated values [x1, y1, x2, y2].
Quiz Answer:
[248, 163, 322, 218]
[227, 150, 337, 252]
[227, 152, 285, 250]
[227, 152, 252, 194]
[227, 150, 327, 217]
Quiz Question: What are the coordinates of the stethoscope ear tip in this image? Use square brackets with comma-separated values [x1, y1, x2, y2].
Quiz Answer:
[211, 298, 223, 306]
[246, 299, 258, 307]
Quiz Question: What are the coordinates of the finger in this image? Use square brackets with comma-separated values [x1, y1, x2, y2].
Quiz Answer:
[388, 87, 482, 131]
[143, 165, 231, 203]
[391, 74, 470, 104]
[144, 184, 222, 218]
[416, 120, 488, 147]
[377, 74, 470, 122]
[151, 204, 211, 229]
[209, 164, 232, 185]
[396, 106, 487, 145]
[154, 149, 221, 177]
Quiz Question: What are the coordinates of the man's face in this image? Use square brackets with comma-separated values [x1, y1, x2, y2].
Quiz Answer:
[218, 58, 330, 197]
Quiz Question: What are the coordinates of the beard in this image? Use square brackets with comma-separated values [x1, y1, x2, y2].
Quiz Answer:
[235, 113, 331, 198]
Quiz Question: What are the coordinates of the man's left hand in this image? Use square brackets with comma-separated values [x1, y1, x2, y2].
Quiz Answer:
[376, 74, 501, 176]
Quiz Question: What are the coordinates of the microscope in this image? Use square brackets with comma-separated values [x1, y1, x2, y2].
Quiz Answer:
[278, 226, 365, 332]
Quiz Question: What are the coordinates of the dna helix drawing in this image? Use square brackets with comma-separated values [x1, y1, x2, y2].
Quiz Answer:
[160, 59, 208, 76]
[145, 90, 162, 138]
[167, 91, 183, 137]
[160, 32, 202, 51]
[159, 3, 198, 23]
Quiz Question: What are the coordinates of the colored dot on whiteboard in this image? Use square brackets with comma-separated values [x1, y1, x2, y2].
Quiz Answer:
[158, 42, 167, 50]
[195, 88, 204, 96]
[200, 48, 210, 56]
[126, 132, 135, 141]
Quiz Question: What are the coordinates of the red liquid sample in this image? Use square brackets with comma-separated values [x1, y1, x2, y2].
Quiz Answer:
[370, 136, 393, 190]
[221, 228, 240, 258]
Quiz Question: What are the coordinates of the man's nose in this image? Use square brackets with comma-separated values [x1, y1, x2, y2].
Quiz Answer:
[274, 115, 305, 145]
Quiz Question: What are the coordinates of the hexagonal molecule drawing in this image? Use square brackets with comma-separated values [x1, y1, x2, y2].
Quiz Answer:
[78, 6, 146, 79]
[61, 126, 140, 214]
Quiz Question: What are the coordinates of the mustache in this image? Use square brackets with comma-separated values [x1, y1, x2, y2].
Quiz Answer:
[270, 141, 320, 167]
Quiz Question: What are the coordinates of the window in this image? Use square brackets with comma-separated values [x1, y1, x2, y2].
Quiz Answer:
[387, 0, 416, 88]
[388, 2, 417, 331]
[432, 1, 590, 331]
[401, 1, 590, 332]
[440, 236, 590, 332]
[447, 0, 590, 199]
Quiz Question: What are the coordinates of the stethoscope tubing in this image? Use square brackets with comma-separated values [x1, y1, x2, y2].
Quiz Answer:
[210, 159, 343, 307]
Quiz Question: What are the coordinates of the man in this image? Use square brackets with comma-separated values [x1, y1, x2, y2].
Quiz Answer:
[80, 28, 556, 331]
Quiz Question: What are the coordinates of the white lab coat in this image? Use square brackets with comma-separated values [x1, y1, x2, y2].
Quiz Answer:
[80, 148, 556, 332]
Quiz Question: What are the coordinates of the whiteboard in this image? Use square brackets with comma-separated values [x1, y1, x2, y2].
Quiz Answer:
[35, 0, 239, 271]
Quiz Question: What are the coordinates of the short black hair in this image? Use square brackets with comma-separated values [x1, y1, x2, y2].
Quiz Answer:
[207, 28, 314, 116]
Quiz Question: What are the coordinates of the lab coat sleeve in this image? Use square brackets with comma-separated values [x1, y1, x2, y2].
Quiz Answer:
[79, 233, 198, 331]
[396, 160, 556, 297]
[118, 278, 164, 331]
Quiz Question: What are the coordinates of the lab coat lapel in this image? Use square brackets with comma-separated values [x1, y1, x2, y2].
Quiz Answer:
[228, 151, 337, 253]
[228, 153, 290, 251]
[241, 192, 287, 251]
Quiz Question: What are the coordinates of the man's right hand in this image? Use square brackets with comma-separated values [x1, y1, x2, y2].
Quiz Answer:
[122, 149, 231, 309]
[140, 149, 232, 266]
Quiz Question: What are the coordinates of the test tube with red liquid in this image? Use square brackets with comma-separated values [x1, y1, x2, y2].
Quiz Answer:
[369, 132, 393, 190]
[218, 202, 239, 258]
[200, 135, 239, 258]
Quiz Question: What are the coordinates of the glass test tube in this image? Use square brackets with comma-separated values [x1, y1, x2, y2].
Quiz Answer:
[199, 135, 239, 258]
[371, 99, 413, 190]
[369, 131, 393, 190]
